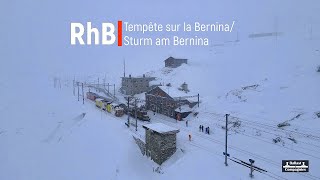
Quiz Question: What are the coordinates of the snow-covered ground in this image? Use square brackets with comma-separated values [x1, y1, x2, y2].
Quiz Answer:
[1, 0, 320, 179]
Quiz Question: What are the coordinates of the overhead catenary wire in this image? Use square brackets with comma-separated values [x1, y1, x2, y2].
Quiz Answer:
[199, 110, 320, 141]
[151, 115, 320, 180]
[197, 111, 320, 153]
[85, 95, 320, 180]
[238, 122, 320, 151]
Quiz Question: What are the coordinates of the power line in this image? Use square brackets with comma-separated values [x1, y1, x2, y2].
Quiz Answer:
[151, 115, 320, 180]
[237, 131, 320, 160]
[198, 111, 320, 158]
[199, 110, 320, 141]
[238, 122, 320, 152]
[232, 111, 320, 134]
[83, 93, 320, 180]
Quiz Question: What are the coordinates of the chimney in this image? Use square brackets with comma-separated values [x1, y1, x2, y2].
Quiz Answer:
[129, 74, 131, 78]
[143, 74, 145, 78]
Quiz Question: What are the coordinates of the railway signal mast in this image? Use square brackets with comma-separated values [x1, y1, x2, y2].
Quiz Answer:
[224, 114, 230, 166]
[229, 157, 267, 178]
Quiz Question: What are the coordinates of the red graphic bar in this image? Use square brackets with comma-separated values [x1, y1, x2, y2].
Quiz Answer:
[118, 20, 122, 46]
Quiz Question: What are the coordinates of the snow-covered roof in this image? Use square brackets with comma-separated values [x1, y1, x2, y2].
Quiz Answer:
[175, 105, 193, 113]
[143, 123, 179, 134]
[158, 86, 188, 98]
[114, 107, 123, 110]
[164, 56, 188, 62]
[122, 75, 155, 80]
[149, 80, 162, 86]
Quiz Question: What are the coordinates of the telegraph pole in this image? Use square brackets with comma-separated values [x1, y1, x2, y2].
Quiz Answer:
[135, 98, 137, 131]
[73, 78, 75, 96]
[309, 18, 313, 40]
[123, 59, 126, 77]
[107, 83, 109, 93]
[224, 114, 230, 166]
[77, 82, 80, 101]
[82, 83, 84, 104]
[228, 157, 265, 177]
[114, 84, 116, 97]
[249, 159, 255, 178]
[197, 93, 200, 107]
[274, 16, 278, 41]
[127, 97, 130, 127]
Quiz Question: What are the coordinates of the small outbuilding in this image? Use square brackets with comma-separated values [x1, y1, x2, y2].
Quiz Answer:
[164, 57, 188, 68]
[142, 123, 180, 165]
[175, 105, 193, 118]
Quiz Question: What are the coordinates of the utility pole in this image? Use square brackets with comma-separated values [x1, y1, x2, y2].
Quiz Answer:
[310, 23, 313, 40]
[274, 16, 278, 41]
[107, 83, 109, 93]
[135, 98, 137, 131]
[123, 58, 126, 77]
[127, 97, 130, 127]
[77, 82, 80, 101]
[73, 78, 75, 96]
[82, 83, 84, 104]
[229, 157, 266, 177]
[197, 93, 200, 107]
[249, 159, 255, 178]
[114, 84, 115, 97]
[224, 114, 230, 166]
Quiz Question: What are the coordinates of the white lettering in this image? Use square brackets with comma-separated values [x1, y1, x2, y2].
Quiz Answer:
[102, 23, 116, 45]
[70, 23, 85, 45]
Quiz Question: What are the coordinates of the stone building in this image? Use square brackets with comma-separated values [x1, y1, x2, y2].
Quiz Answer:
[142, 123, 179, 165]
[164, 57, 188, 68]
[145, 86, 198, 119]
[120, 74, 156, 95]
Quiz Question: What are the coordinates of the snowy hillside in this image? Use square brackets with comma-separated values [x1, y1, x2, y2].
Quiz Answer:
[1, 0, 320, 180]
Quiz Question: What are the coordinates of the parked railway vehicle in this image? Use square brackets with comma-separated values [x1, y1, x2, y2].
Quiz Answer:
[87, 92, 149, 120]
[106, 102, 112, 113]
[125, 107, 150, 121]
[86, 92, 100, 101]
[132, 108, 150, 121]
[95, 98, 110, 110]
[114, 107, 124, 117]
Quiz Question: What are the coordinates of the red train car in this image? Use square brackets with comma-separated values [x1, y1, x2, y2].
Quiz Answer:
[86, 92, 100, 101]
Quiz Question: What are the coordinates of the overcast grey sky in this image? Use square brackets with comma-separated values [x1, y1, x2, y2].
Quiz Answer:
[1, 0, 319, 77]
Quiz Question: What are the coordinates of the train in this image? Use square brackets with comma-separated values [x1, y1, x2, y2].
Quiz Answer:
[127, 107, 150, 121]
[118, 103, 150, 121]
[86, 91, 150, 121]
[86, 92, 124, 117]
